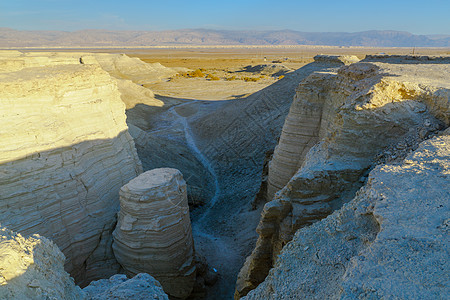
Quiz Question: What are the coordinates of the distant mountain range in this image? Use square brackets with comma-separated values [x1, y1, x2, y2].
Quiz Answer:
[0, 28, 449, 47]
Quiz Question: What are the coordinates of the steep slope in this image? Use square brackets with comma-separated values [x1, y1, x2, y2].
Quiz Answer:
[243, 131, 450, 299]
[236, 56, 449, 297]
[0, 52, 142, 285]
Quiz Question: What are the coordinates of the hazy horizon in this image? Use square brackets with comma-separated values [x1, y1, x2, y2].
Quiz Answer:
[1, 0, 449, 35]
[2, 27, 450, 37]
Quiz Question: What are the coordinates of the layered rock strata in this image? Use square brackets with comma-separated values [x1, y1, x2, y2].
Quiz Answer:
[83, 273, 169, 300]
[0, 53, 142, 284]
[0, 225, 85, 299]
[112, 168, 196, 299]
[236, 56, 449, 297]
[243, 132, 450, 299]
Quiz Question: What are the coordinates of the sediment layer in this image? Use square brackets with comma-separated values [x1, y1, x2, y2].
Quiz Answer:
[0, 52, 143, 284]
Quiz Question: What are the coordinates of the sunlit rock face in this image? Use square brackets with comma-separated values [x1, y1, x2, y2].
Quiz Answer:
[243, 132, 450, 299]
[0, 52, 142, 285]
[0, 225, 85, 299]
[112, 168, 196, 299]
[236, 56, 449, 298]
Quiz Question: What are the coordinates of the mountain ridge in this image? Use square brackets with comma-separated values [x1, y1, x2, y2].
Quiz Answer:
[1, 28, 449, 47]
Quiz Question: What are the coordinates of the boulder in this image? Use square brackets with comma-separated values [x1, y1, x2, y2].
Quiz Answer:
[0, 226, 84, 299]
[83, 273, 168, 300]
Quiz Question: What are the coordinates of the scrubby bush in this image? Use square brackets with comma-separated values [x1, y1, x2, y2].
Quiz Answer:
[243, 76, 260, 82]
[205, 74, 220, 81]
[190, 69, 205, 77]
[177, 69, 206, 78]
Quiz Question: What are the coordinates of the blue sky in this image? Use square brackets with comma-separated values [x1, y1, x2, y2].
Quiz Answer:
[1, 0, 449, 34]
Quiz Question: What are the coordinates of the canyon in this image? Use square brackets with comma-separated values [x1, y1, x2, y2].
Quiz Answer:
[0, 49, 448, 299]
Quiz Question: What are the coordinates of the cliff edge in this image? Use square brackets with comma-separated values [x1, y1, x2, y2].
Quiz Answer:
[236, 56, 449, 297]
[0, 51, 143, 285]
[244, 131, 450, 299]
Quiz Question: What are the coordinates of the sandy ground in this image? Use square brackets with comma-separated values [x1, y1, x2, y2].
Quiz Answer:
[128, 46, 449, 100]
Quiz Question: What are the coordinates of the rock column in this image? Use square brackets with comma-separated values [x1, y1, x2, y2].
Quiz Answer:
[112, 168, 196, 299]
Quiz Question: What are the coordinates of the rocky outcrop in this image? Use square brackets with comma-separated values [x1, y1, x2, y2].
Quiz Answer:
[0, 52, 142, 285]
[236, 56, 449, 297]
[266, 71, 334, 199]
[0, 225, 85, 299]
[112, 168, 196, 299]
[92, 53, 177, 85]
[243, 132, 450, 299]
[0, 51, 82, 73]
[83, 273, 169, 300]
[0, 225, 169, 300]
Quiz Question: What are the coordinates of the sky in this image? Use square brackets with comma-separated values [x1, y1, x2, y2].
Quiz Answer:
[0, 0, 449, 35]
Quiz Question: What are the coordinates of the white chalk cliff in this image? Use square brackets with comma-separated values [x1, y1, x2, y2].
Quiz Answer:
[0, 51, 143, 285]
[113, 168, 196, 299]
[236, 56, 449, 297]
[243, 131, 450, 299]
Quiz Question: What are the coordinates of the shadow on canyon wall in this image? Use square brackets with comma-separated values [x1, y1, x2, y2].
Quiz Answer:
[0, 131, 141, 287]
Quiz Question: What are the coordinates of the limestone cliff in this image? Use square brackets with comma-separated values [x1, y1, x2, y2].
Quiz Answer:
[0, 52, 142, 285]
[0, 225, 85, 299]
[236, 56, 449, 297]
[243, 132, 450, 299]
[112, 168, 196, 299]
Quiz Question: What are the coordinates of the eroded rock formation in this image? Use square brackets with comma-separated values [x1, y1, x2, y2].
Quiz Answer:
[243, 132, 450, 299]
[92, 53, 177, 85]
[0, 224, 171, 300]
[0, 225, 85, 299]
[236, 56, 449, 297]
[0, 52, 143, 285]
[83, 273, 169, 300]
[112, 168, 196, 299]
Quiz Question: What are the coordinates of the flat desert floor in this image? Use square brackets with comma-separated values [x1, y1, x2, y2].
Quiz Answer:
[25, 46, 450, 100]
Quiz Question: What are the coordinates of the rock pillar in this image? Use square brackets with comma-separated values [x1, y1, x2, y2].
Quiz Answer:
[113, 168, 196, 299]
